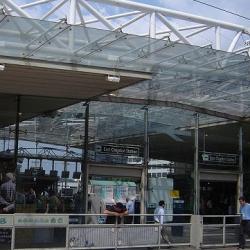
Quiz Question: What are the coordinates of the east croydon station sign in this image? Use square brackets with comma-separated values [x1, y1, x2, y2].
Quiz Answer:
[95, 144, 139, 156]
[200, 151, 238, 166]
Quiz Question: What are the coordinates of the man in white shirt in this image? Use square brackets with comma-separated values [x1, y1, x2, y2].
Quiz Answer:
[154, 200, 165, 224]
[125, 197, 135, 224]
[154, 200, 170, 246]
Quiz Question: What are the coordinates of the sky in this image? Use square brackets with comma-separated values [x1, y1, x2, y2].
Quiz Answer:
[136, 0, 250, 26]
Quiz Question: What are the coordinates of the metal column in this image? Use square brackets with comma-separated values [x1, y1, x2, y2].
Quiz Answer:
[14, 96, 20, 169]
[237, 126, 243, 211]
[141, 106, 149, 216]
[81, 102, 90, 215]
[194, 113, 200, 215]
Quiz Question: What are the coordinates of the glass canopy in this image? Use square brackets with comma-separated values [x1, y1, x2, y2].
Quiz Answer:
[5, 101, 226, 147]
[0, 14, 250, 118]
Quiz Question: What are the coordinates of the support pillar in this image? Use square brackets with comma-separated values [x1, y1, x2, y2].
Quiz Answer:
[190, 215, 202, 249]
[141, 106, 149, 217]
[194, 113, 200, 215]
[237, 126, 243, 212]
[81, 102, 90, 215]
[14, 96, 20, 170]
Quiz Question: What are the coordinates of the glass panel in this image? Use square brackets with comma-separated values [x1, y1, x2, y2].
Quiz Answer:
[15, 227, 66, 248]
[89, 101, 144, 166]
[0, 94, 17, 215]
[16, 96, 85, 214]
[0, 228, 11, 250]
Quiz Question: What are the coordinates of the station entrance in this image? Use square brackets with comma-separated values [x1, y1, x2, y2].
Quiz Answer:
[200, 172, 238, 215]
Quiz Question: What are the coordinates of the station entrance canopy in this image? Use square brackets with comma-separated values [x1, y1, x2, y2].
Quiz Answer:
[0, 13, 250, 124]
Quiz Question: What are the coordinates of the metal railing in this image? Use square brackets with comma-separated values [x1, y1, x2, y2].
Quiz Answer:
[200, 214, 250, 248]
[0, 213, 192, 250]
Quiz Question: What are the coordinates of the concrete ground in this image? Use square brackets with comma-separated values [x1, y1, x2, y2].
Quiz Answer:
[132, 247, 242, 250]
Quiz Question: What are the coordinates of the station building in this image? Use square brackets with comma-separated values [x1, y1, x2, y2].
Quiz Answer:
[0, 0, 250, 249]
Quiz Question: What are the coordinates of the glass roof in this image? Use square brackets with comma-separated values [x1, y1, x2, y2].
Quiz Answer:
[0, 14, 250, 118]
[7, 101, 227, 147]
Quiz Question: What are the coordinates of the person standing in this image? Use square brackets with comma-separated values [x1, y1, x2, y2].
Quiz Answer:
[47, 190, 61, 213]
[238, 196, 250, 249]
[125, 197, 135, 224]
[104, 202, 128, 224]
[0, 172, 16, 213]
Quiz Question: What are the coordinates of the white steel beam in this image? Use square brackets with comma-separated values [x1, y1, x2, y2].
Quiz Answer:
[18, 0, 56, 10]
[89, 0, 249, 33]
[84, 11, 141, 25]
[76, 1, 85, 25]
[68, 0, 77, 51]
[142, 24, 208, 37]
[79, 0, 114, 30]
[175, 26, 211, 42]
[234, 45, 250, 54]
[5, 0, 33, 18]
[228, 31, 242, 52]
[41, 0, 68, 20]
[215, 26, 221, 50]
[157, 13, 190, 44]
[149, 12, 156, 38]
[4, 0, 67, 48]
[76, 2, 91, 43]
[114, 12, 148, 31]
[68, 0, 77, 24]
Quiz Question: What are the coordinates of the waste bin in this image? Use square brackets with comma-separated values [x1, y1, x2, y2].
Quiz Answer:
[171, 199, 184, 236]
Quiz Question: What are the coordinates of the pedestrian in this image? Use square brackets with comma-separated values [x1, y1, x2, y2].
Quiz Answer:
[0, 172, 16, 213]
[36, 192, 48, 213]
[47, 190, 61, 213]
[154, 200, 170, 246]
[154, 200, 165, 224]
[104, 202, 128, 224]
[238, 196, 250, 249]
[125, 197, 135, 224]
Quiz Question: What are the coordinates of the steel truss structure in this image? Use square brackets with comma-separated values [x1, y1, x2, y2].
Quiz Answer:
[1, 0, 250, 53]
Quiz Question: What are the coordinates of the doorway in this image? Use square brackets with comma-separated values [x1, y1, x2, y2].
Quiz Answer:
[200, 181, 237, 215]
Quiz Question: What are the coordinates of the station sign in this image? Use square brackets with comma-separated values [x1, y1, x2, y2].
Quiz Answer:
[200, 151, 238, 165]
[14, 214, 68, 226]
[95, 144, 139, 156]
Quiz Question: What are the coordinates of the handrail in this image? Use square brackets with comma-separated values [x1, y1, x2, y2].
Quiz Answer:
[201, 214, 241, 248]
[0, 213, 192, 250]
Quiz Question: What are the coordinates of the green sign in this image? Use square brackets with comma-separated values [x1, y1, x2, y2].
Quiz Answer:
[15, 215, 68, 226]
[0, 215, 13, 227]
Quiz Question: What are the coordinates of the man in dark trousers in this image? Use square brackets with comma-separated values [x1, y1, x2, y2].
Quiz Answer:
[238, 196, 250, 249]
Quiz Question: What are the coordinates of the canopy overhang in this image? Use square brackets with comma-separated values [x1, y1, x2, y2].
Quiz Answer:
[0, 14, 250, 127]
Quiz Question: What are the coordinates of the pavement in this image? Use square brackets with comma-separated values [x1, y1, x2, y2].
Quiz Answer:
[132, 247, 246, 250]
